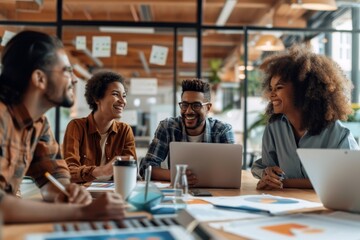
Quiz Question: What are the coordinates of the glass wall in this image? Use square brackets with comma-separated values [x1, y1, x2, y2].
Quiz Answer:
[0, 0, 57, 21]
[245, 27, 357, 168]
[1, 1, 360, 165]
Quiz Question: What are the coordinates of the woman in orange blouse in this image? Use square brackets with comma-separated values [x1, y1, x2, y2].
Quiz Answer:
[63, 71, 137, 183]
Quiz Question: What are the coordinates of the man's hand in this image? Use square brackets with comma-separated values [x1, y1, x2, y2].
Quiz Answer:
[256, 166, 285, 190]
[186, 169, 198, 186]
[55, 183, 92, 205]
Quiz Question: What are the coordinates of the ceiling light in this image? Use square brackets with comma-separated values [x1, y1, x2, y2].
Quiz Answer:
[99, 27, 155, 34]
[290, 0, 338, 11]
[255, 35, 285, 51]
[239, 65, 254, 71]
[216, 0, 237, 26]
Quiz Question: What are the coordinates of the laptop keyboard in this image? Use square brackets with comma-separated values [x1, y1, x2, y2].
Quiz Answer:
[53, 216, 180, 232]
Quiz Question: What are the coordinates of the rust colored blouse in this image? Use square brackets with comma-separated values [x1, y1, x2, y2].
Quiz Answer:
[63, 114, 137, 183]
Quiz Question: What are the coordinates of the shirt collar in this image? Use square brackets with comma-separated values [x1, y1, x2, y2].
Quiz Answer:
[87, 113, 118, 134]
[8, 104, 33, 129]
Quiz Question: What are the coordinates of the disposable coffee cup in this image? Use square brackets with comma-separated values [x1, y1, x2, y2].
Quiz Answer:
[113, 156, 137, 200]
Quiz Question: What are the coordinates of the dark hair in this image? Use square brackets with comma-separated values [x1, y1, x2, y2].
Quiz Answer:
[85, 71, 126, 111]
[260, 44, 353, 135]
[181, 78, 211, 102]
[0, 30, 63, 105]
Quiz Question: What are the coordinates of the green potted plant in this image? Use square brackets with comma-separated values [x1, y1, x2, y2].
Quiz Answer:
[208, 59, 222, 91]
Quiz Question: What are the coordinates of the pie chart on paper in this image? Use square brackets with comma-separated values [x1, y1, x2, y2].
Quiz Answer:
[244, 196, 299, 204]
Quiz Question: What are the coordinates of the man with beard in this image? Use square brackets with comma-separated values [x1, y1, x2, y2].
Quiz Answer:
[0, 31, 125, 223]
[140, 79, 235, 183]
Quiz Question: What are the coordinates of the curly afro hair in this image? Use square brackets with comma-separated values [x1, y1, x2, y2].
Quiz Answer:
[260, 44, 353, 135]
[85, 71, 126, 111]
[181, 78, 211, 102]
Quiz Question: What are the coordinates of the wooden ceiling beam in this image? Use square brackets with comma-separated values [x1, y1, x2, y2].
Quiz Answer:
[64, 0, 196, 7]
[130, 5, 140, 22]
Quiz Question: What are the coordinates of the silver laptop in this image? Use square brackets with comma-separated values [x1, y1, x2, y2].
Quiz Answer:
[297, 148, 360, 213]
[170, 142, 242, 188]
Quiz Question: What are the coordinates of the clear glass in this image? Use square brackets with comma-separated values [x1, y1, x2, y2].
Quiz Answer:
[173, 164, 188, 196]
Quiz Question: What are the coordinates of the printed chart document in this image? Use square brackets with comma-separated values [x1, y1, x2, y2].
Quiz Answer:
[87, 182, 115, 193]
[209, 214, 360, 240]
[198, 194, 323, 215]
[186, 204, 264, 222]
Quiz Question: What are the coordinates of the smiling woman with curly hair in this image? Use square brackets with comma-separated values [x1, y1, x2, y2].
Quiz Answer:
[251, 44, 359, 190]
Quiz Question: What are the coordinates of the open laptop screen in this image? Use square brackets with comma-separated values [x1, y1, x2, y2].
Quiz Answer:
[169, 142, 242, 188]
[297, 148, 360, 213]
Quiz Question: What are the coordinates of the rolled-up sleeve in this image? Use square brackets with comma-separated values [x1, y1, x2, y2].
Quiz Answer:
[63, 120, 96, 183]
[140, 122, 170, 176]
[27, 117, 70, 188]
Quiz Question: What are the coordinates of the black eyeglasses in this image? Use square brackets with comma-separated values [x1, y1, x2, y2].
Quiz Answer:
[63, 65, 74, 73]
[62, 66, 75, 76]
[178, 101, 210, 111]
[48, 65, 76, 78]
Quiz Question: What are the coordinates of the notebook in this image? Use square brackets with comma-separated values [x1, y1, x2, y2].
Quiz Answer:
[169, 142, 242, 188]
[297, 148, 360, 213]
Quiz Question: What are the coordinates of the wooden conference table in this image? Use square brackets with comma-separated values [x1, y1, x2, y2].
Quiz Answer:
[2, 170, 323, 240]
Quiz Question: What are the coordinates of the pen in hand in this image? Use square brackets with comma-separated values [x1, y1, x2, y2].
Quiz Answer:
[44, 172, 70, 198]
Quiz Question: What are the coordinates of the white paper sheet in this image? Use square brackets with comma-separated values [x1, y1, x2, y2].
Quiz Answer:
[186, 204, 263, 222]
[182, 37, 197, 63]
[153, 182, 171, 189]
[92, 36, 111, 57]
[198, 194, 323, 215]
[130, 78, 158, 95]
[209, 214, 360, 240]
[327, 211, 360, 221]
[1, 30, 15, 46]
[116, 41, 128, 55]
[87, 182, 115, 192]
[149, 45, 168, 65]
[75, 36, 86, 50]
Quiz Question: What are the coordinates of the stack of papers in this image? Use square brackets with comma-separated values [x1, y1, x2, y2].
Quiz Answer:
[199, 194, 323, 215]
[210, 212, 360, 240]
[186, 204, 263, 222]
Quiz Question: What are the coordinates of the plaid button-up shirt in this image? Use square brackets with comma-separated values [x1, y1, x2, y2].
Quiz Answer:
[0, 102, 70, 202]
[140, 116, 235, 175]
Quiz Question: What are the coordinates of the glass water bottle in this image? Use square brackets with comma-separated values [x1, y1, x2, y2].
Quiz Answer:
[173, 164, 188, 196]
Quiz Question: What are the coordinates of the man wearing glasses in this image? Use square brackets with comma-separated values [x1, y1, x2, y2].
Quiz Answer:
[140, 78, 235, 183]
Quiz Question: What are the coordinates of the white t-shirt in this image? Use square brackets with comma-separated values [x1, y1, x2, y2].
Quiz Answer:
[97, 132, 112, 181]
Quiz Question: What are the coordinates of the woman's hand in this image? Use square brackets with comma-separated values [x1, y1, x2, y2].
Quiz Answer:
[80, 192, 126, 220]
[256, 166, 285, 190]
